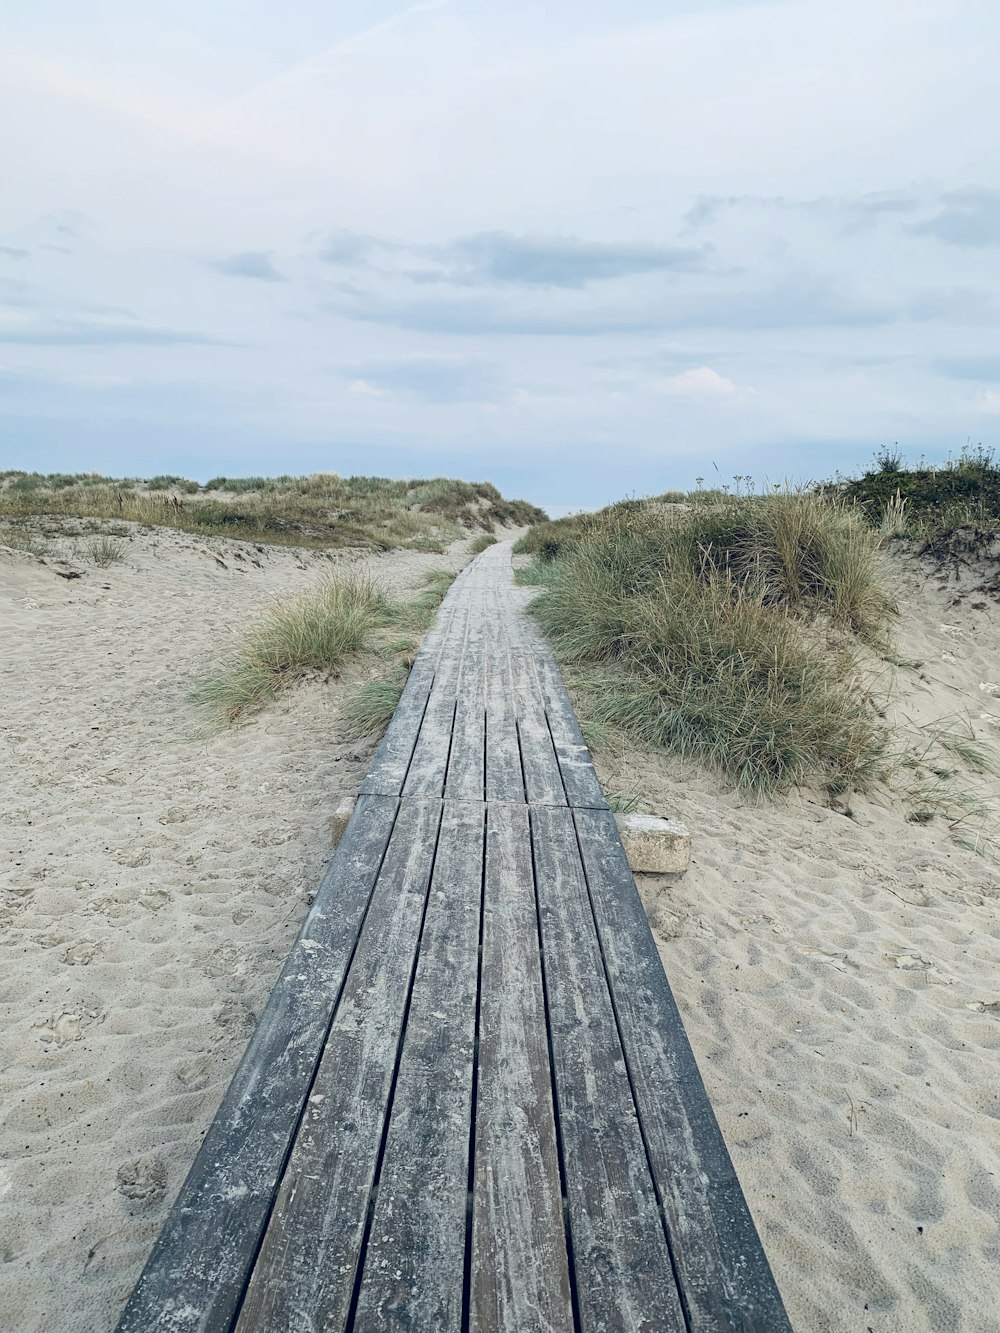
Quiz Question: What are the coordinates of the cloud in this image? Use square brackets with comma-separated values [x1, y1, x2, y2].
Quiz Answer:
[0, 320, 226, 345]
[0, 245, 30, 260]
[418, 230, 709, 288]
[928, 355, 1000, 381]
[909, 189, 1000, 248]
[970, 388, 1000, 415]
[655, 366, 739, 398]
[209, 251, 286, 281]
[338, 354, 504, 403]
[317, 230, 382, 264]
[684, 188, 924, 233]
[327, 272, 988, 338]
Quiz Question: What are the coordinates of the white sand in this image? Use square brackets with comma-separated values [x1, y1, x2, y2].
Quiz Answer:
[0, 524, 475, 1332]
[592, 547, 1000, 1333]
[2, 534, 999, 1332]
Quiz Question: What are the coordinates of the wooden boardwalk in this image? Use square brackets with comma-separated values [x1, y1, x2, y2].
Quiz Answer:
[117, 542, 791, 1333]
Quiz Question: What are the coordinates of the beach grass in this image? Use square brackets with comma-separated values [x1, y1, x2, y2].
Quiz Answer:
[519, 493, 895, 796]
[0, 470, 546, 553]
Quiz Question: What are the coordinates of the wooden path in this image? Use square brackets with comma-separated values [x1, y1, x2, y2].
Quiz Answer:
[117, 542, 791, 1333]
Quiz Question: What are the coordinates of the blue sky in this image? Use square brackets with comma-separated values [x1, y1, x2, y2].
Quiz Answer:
[1, 0, 998, 511]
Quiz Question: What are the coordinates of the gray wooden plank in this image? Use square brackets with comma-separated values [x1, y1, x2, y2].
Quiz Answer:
[511, 652, 566, 806]
[531, 805, 687, 1333]
[472, 802, 574, 1333]
[484, 627, 525, 803]
[532, 652, 608, 810]
[573, 807, 792, 1332]
[360, 659, 434, 797]
[233, 797, 444, 1333]
[352, 800, 485, 1333]
[403, 601, 470, 798]
[115, 793, 401, 1333]
[445, 602, 487, 800]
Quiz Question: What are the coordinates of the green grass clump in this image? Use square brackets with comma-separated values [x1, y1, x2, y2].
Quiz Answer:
[840, 445, 1000, 538]
[344, 676, 406, 737]
[383, 568, 456, 632]
[470, 532, 498, 554]
[88, 536, 126, 567]
[524, 495, 894, 796]
[193, 575, 388, 724]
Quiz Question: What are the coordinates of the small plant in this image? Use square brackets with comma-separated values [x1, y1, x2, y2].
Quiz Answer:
[88, 536, 126, 567]
[470, 532, 498, 554]
[343, 676, 406, 737]
[193, 575, 387, 725]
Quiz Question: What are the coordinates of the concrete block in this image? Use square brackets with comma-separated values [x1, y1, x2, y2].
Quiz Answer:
[331, 797, 356, 847]
[614, 813, 691, 874]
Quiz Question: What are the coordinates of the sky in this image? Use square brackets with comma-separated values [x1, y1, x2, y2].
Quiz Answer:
[1, 0, 998, 512]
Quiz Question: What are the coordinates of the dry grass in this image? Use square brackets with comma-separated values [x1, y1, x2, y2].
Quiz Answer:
[192, 575, 388, 724]
[522, 495, 895, 797]
[0, 471, 546, 553]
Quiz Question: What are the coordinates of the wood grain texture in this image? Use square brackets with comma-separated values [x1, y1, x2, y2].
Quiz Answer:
[234, 797, 444, 1333]
[531, 804, 687, 1333]
[114, 794, 400, 1333]
[352, 800, 485, 1333]
[573, 807, 792, 1332]
[472, 802, 574, 1333]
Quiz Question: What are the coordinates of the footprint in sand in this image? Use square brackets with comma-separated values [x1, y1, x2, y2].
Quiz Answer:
[885, 952, 954, 984]
[63, 941, 101, 965]
[33, 1012, 85, 1045]
[116, 1157, 167, 1204]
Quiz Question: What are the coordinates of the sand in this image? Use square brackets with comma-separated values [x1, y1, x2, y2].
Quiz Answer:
[589, 546, 1000, 1333]
[0, 524, 475, 1332]
[2, 531, 999, 1332]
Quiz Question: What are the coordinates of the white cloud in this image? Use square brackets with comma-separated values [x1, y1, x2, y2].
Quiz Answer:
[970, 387, 1000, 414]
[654, 366, 740, 398]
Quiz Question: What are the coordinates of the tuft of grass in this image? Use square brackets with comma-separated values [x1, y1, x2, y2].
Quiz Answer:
[523, 495, 894, 797]
[383, 568, 457, 632]
[193, 575, 387, 724]
[470, 532, 498, 554]
[343, 676, 406, 737]
[88, 536, 126, 567]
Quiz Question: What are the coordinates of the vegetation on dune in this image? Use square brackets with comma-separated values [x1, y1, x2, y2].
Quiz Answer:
[192, 575, 389, 725]
[194, 567, 457, 728]
[0, 470, 546, 553]
[519, 494, 895, 797]
[839, 444, 1000, 538]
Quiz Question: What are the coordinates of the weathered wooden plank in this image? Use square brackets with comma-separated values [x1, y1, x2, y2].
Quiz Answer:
[472, 802, 574, 1333]
[532, 652, 607, 810]
[510, 653, 566, 806]
[573, 807, 792, 1332]
[531, 805, 687, 1333]
[115, 793, 401, 1333]
[352, 800, 485, 1333]
[446, 601, 487, 800]
[484, 628, 525, 802]
[403, 602, 469, 798]
[233, 797, 444, 1333]
[360, 659, 435, 797]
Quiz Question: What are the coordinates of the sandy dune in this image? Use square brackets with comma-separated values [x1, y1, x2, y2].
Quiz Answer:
[0, 526, 474, 1332]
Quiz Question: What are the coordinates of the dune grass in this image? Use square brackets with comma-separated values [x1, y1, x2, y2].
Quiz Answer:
[0, 470, 547, 553]
[469, 532, 499, 554]
[193, 575, 389, 724]
[520, 494, 895, 797]
[343, 676, 407, 737]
